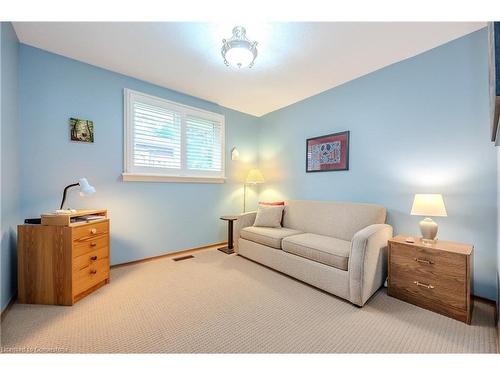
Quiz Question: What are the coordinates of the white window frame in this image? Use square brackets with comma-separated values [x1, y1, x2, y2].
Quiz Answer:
[122, 89, 226, 183]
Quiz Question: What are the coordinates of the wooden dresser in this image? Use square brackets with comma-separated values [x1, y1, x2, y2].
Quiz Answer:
[18, 209, 110, 306]
[388, 235, 473, 324]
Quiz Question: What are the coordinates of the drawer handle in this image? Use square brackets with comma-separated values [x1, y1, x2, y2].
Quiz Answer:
[414, 258, 433, 265]
[90, 269, 97, 275]
[90, 228, 97, 234]
[414, 280, 434, 289]
[90, 242, 97, 247]
[90, 256, 97, 261]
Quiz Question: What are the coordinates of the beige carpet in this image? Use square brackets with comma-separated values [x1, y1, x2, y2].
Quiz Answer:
[1, 248, 497, 353]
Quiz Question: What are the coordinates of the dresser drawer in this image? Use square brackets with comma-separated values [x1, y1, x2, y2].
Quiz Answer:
[73, 247, 109, 271]
[73, 258, 109, 296]
[73, 220, 109, 242]
[389, 268, 466, 310]
[73, 234, 108, 258]
[389, 242, 466, 279]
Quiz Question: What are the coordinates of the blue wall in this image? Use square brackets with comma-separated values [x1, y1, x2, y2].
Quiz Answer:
[1, 22, 20, 311]
[19, 45, 260, 267]
[259, 29, 497, 299]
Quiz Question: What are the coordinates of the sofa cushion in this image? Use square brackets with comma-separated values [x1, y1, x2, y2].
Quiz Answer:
[253, 205, 285, 228]
[282, 200, 386, 241]
[240, 226, 303, 249]
[259, 201, 285, 225]
[282, 233, 351, 271]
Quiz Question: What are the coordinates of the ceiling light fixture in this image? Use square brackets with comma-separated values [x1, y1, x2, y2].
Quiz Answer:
[221, 26, 258, 69]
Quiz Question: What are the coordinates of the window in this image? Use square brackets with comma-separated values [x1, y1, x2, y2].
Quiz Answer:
[123, 89, 225, 183]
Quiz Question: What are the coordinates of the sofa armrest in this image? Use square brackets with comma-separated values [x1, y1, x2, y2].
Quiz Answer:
[348, 223, 393, 306]
[233, 211, 257, 252]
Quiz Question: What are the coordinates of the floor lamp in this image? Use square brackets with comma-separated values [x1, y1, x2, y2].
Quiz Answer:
[243, 169, 265, 212]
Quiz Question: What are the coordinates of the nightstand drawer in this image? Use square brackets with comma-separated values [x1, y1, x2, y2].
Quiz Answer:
[389, 242, 466, 278]
[73, 221, 109, 242]
[390, 269, 466, 309]
[73, 247, 109, 271]
[73, 258, 109, 296]
[73, 234, 108, 258]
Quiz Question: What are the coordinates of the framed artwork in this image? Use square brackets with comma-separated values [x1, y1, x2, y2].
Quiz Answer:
[70, 118, 94, 143]
[306, 131, 349, 172]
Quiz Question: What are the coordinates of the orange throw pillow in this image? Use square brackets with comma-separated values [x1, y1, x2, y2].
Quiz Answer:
[258, 201, 285, 206]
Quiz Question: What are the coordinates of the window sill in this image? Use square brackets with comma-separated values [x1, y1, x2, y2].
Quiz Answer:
[122, 173, 226, 184]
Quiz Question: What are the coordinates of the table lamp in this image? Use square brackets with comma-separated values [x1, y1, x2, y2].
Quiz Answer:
[59, 177, 96, 210]
[243, 169, 264, 212]
[410, 194, 447, 243]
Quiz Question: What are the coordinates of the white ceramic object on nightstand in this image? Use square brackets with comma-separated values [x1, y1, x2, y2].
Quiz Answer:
[419, 217, 439, 243]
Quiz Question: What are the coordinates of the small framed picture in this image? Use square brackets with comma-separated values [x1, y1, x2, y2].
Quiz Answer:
[70, 118, 94, 143]
[306, 131, 349, 172]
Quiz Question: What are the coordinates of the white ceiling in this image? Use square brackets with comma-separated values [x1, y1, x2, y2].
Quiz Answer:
[13, 22, 485, 117]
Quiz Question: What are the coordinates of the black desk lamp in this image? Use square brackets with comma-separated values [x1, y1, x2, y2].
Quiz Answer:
[24, 178, 96, 224]
[60, 177, 96, 209]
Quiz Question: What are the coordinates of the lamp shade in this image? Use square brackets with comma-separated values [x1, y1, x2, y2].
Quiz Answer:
[78, 178, 96, 196]
[410, 194, 447, 217]
[246, 169, 265, 184]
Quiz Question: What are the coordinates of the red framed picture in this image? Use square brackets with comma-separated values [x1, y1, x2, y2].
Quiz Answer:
[306, 131, 349, 172]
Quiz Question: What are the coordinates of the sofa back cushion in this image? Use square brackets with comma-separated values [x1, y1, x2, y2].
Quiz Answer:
[282, 200, 386, 241]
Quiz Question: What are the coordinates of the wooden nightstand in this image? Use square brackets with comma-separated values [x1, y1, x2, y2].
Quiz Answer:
[388, 235, 473, 324]
[17, 209, 110, 306]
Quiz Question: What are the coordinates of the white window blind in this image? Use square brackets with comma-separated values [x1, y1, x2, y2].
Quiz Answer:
[186, 116, 223, 172]
[133, 101, 182, 170]
[123, 89, 225, 183]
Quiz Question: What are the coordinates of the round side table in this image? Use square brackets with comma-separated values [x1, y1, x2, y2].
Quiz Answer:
[218, 215, 239, 254]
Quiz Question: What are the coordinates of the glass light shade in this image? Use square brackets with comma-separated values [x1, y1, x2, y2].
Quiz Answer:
[78, 177, 96, 196]
[231, 147, 240, 161]
[410, 194, 447, 217]
[225, 47, 254, 68]
[246, 169, 265, 184]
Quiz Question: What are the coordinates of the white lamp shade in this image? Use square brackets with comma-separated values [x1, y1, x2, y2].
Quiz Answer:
[231, 147, 240, 161]
[410, 194, 447, 217]
[79, 177, 96, 196]
[225, 47, 254, 68]
[245, 169, 265, 184]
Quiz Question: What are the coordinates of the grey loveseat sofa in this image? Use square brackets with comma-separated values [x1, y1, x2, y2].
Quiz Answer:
[234, 200, 393, 306]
